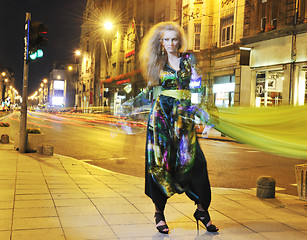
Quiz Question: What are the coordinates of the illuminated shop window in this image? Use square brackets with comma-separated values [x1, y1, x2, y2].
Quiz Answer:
[255, 70, 283, 107]
[213, 75, 235, 107]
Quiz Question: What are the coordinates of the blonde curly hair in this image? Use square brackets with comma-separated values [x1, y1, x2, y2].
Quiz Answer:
[139, 21, 187, 87]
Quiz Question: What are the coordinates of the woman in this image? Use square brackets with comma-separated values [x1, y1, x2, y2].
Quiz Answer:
[139, 21, 218, 234]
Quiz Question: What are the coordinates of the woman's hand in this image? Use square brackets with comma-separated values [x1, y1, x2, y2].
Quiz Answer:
[201, 125, 212, 138]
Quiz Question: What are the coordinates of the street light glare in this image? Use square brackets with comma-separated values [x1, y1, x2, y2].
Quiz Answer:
[104, 21, 113, 30]
[75, 50, 81, 56]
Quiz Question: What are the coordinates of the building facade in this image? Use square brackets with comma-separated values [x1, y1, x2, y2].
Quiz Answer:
[48, 61, 77, 109]
[79, 0, 307, 112]
[0, 68, 17, 109]
[241, 0, 307, 107]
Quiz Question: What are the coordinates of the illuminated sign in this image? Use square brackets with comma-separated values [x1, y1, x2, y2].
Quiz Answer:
[213, 83, 235, 93]
[116, 79, 130, 85]
[125, 50, 135, 58]
[54, 80, 64, 90]
[189, 77, 201, 89]
[124, 84, 132, 93]
[52, 97, 64, 106]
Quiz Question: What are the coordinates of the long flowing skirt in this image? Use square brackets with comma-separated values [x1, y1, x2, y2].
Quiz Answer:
[145, 95, 211, 211]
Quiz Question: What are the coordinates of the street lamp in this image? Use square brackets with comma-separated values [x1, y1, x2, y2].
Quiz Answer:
[40, 79, 48, 106]
[104, 21, 113, 31]
[75, 50, 81, 56]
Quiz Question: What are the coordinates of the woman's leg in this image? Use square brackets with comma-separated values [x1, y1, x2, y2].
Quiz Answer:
[185, 139, 219, 231]
[185, 139, 211, 209]
[154, 204, 169, 233]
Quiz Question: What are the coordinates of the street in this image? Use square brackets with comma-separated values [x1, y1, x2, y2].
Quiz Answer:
[6, 110, 306, 197]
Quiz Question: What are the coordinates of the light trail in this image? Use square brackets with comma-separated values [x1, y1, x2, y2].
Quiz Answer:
[28, 112, 94, 128]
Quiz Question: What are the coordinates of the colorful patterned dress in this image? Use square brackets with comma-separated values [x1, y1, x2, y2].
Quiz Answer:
[145, 53, 213, 211]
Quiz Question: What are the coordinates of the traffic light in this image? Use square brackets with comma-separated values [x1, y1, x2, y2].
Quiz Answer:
[28, 20, 48, 60]
[29, 49, 43, 60]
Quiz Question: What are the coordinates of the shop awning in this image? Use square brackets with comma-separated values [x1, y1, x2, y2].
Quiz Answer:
[101, 69, 142, 84]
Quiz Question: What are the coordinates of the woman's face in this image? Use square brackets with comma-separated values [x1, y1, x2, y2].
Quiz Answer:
[162, 30, 180, 55]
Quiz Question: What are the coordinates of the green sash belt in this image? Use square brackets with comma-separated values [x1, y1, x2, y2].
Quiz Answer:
[161, 90, 191, 100]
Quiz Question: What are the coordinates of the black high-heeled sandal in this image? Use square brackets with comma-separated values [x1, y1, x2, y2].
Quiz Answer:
[193, 209, 219, 232]
[154, 212, 169, 234]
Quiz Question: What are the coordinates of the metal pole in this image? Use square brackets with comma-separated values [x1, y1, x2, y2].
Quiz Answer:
[19, 12, 31, 153]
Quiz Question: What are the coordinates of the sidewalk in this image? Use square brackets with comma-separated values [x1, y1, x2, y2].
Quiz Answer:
[0, 143, 307, 240]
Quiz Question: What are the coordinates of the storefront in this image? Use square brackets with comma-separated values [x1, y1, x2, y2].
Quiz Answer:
[101, 69, 143, 114]
[255, 69, 284, 107]
[213, 75, 235, 107]
[243, 29, 307, 107]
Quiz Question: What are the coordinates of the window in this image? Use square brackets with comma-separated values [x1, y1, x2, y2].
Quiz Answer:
[213, 75, 235, 107]
[112, 63, 116, 75]
[260, 17, 266, 31]
[112, 36, 117, 53]
[194, 23, 201, 50]
[271, 18, 277, 29]
[183, 25, 188, 38]
[175, 0, 182, 19]
[159, 11, 165, 22]
[120, 62, 124, 74]
[127, 60, 132, 73]
[220, 15, 234, 47]
[255, 71, 283, 107]
[127, 33, 134, 49]
[260, 2, 267, 31]
[299, 0, 307, 23]
[86, 41, 89, 52]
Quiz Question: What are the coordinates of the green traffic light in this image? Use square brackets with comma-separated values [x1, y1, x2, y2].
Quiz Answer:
[37, 49, 43, 58]
[29, 52, 37, 60]
[29, 49, 43, 60]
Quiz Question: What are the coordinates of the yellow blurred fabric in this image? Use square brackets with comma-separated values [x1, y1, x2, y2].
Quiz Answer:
[213, 105, 307, 160]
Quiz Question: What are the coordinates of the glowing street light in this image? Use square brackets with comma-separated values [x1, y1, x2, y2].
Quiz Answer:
[75, 50, 81, 56]
[104, 21, 113, 30]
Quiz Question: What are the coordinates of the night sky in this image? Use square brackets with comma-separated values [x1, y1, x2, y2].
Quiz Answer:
[0, 0, 86, 95]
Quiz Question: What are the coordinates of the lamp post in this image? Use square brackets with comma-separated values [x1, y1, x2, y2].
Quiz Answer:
[74, 50, 81, 109]
[0, 72, 6, 105]
[100, 21, 114, 110]
[0, 71, 11, 109]
[42, 78, 48, 107]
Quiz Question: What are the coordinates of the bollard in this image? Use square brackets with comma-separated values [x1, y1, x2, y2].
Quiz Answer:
[43, 144, 53, 156]
[295, 164, 307, 201]
[36, 144, 44, 154]
[256, 176, 276, 198]
[1, 134, 9, 144]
